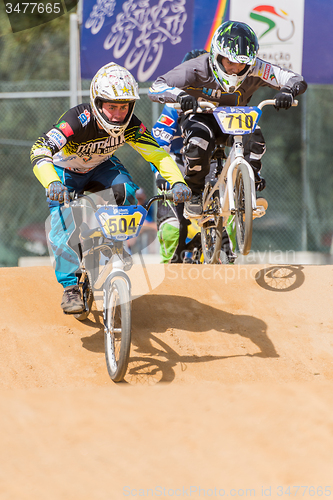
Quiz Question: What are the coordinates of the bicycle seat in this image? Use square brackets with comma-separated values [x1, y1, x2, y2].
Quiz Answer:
[211, 143, 226, 160]
[80, 222, 102, 240]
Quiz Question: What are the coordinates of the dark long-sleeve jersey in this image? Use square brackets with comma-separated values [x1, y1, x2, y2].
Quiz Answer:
[148, 52, 307, 106]
[30, 103, 185, 188]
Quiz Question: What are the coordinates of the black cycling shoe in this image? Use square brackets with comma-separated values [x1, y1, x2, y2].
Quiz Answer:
[184, 194, 203, 218]
[61, 285, 84, 314]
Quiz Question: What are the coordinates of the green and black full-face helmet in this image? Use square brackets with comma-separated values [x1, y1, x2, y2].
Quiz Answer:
[210, 21, 259, 92]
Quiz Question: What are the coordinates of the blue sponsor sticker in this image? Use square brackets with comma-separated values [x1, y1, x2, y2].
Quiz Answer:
[46, 128, 67, 149]
[78, 109, 91, 126]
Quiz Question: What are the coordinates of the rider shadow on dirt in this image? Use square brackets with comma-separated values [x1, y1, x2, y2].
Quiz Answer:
[254, 265, 305, 292]
[80, 294, 278, 383]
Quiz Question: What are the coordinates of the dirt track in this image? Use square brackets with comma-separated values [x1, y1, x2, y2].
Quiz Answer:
[1, 264, 333, 498]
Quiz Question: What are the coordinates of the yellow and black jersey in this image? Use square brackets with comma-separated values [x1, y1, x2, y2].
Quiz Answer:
[30, 103, 185, 188]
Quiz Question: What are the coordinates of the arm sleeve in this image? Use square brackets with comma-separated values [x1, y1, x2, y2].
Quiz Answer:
[30, 135, 63, 188]
[148, 58, 203, 103]
[30, 107, 81, 188]
[252, 59, 307, 96]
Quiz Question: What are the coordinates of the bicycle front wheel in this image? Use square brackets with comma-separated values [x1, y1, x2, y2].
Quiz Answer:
[104, 278, 131, 382]
[234, 163, 253, 255]
[201, 182, 223, 264]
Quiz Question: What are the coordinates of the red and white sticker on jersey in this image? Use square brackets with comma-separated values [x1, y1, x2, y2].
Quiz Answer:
[134, 123, 147, 140]
[158, 114, 175, 127]
[33, 147, 52, 157]
[263, 64, 271, 81]
[56, 121, 74, 137]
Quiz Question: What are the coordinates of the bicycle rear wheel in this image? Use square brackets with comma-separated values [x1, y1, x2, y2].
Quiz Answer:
[234, 163, 253, 255]
[104, 278, 131, 382]
[201, 183, 223, 264]
[74, 274, 93, 321]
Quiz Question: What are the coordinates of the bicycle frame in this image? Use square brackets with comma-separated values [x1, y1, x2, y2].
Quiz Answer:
[69, 191, 172, 293]
[199, 138, 257, 226]
[76, 202, 140, 293]
[61, 190, 173, 381]
[197, 98, 298, 227]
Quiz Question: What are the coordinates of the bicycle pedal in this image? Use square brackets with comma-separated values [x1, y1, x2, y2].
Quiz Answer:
[253, 208, 266, 219]
[256, 198, 268, 210]
[253, 198, 268, 219]
[203, 220, 216, 229]
[183, 209, 201, 220]
[123, 260, 133, 272]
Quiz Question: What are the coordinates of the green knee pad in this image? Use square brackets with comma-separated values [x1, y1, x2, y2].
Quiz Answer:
[158, 220, 180, 263]
[226, 215, 237, 251]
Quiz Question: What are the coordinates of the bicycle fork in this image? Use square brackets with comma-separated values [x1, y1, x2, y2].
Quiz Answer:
[199, 137, 261, 226]
[227, 136, 257, 213]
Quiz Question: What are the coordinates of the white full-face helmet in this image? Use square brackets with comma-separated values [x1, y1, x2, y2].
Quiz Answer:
[90, 62, 140, 137]
[210, 21, 259, 93]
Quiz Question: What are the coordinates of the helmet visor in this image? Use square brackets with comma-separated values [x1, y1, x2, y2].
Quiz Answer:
[220, 34, 258, 64]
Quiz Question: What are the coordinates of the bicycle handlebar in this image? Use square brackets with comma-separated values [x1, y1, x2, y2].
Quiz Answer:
[65, 190, 174, 210]
[144, 190, 174, 211]
[173, 98, 298, 113]
[257, 99, 298, 110]
[66, 191, 98, 210]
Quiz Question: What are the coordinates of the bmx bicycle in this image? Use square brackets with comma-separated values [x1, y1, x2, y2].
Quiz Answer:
[65, 190, 173, 382]
[184, 99, 298, 263]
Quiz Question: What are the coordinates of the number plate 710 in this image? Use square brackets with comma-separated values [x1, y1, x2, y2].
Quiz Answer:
[213, 106, 261, 135]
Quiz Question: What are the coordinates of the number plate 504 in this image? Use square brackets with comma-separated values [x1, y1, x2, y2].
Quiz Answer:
[102, 213, 143, 240]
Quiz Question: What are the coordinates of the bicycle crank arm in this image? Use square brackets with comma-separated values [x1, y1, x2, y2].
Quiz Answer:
[197, 215, 220, 227]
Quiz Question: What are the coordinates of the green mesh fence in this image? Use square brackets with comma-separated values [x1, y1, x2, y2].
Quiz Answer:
[1, 9, 333, 265]
[1, 82, 333, 265]
[0, 84, 164, 266]
[251, 85, 333, 255]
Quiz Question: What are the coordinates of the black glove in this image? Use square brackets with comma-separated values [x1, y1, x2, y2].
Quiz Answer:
[176, 91, 198, 113]
[255, 172, 266, 192]
[155, 172, 170, 191]
[48, 181, 70, 204]
[274, 87, 293, 110]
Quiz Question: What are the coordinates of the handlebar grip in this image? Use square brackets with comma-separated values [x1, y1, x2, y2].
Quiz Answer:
[164, 190, 174, 201]
[63, 191, 75, 208]
[258, 98, 299, 110]
[173, 102, 203, 114]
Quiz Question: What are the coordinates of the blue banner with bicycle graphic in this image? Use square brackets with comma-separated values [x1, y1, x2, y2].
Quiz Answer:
[80, 0, 229, 82]
[80, 0, 333, 84]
